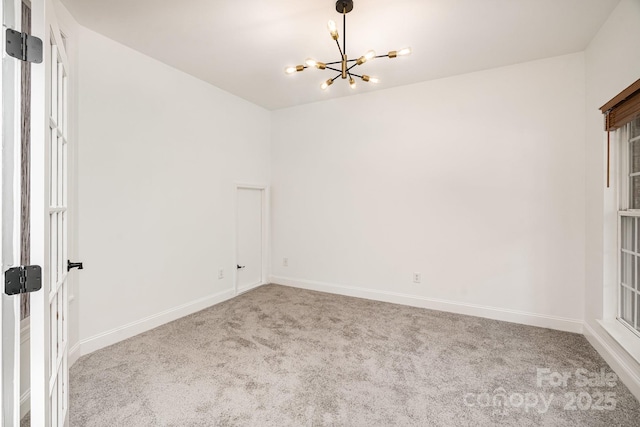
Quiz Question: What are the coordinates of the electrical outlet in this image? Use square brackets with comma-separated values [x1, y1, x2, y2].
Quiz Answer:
[283, 257, 289, 267]
[218, 269, 224, 279]
[413, 272, 421, 283]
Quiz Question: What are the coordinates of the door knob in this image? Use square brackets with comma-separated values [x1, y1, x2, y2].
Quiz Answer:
[67, 261, 83, 271]
[237, 264, 245, 269]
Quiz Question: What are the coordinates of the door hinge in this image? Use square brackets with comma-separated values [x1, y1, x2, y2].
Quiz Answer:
[4, 265, 42, 296]
[5, 29, 43, 63]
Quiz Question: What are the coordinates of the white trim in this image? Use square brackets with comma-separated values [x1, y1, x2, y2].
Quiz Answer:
[68, 342, 80, 367]
[78, 288, 235, 355]
[29, 0, 49, 420]
[2, 0, 25, 423]
[584, 321, 640, 402]
[234, 182, 268, 190]
[597, 319, 640, 364]
[270, 276, 584, 334]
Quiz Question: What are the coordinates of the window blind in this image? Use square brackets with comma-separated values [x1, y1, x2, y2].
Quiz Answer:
[601, 79, 640, 131]
[600, 79, 640, 187]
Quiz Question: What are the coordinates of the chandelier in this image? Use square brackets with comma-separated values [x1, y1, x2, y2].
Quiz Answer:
[284, 0, 411, 90]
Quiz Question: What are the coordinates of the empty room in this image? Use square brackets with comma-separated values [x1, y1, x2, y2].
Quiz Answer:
[2, 0, 640, 425]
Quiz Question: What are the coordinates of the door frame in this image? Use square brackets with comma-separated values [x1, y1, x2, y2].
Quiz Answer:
[1, 0, 25, 423]
[233, 183, 269, 296]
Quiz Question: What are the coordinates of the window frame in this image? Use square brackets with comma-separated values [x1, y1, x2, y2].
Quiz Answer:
[617, 121, 640, 339]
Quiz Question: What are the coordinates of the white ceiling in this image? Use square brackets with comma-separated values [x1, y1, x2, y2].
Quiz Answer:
[59, 0, 619, 110]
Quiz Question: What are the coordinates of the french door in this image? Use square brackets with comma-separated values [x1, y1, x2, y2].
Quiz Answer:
[1, 0, 69, 424]
[30, 0, 70, 425]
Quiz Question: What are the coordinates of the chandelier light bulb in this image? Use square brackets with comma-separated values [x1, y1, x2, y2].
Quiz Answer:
[356, 50, 376, 65]
[389, 47, 412, 59]
[285, 65, 305, 74]
[305, 58, 317, 67]
[349, 77, 356, 89]
[327, 20, 339, 40]
[321, 79, 334, 90]
[361, 75, 379, 83]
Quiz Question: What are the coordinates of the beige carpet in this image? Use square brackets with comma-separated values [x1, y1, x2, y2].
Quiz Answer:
[70, 284, 640, 426]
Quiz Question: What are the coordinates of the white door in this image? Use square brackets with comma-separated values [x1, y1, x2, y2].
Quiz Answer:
[2, 0, 25, 424]
[30, 0, 70, 424]
[236, 187, 265, 294]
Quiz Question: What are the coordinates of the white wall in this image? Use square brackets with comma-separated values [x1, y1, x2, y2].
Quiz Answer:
[76, 27, 270, 353]
[583, 0, 640, 398]
[271, 53, 586, 332]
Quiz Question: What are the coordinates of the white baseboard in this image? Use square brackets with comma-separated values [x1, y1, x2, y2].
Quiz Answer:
[583, 321, 640, 402]
[69, 342, 81, 367]
[79, 288, 236, 356]
[269, 276, 584, 334]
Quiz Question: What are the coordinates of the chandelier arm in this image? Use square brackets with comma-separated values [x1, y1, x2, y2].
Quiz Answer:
[346, 63, 359, 72]
[325, 66, 343, 73]
[348, 71, 364, 78]
[331, 73, 342, 82]
[374, 54, 390, 59]
[327, 59, 358, 65]
[334, 39, 344, 57]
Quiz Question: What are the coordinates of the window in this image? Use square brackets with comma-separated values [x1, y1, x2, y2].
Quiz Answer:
[618, 115, 640, 337]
